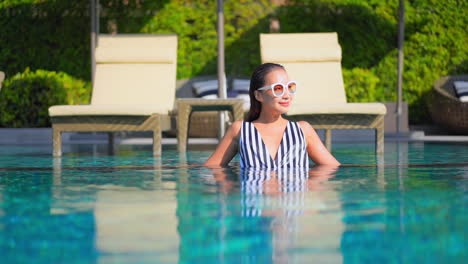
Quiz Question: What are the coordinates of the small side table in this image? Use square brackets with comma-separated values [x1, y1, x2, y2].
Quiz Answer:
[177, 98, 244, 152]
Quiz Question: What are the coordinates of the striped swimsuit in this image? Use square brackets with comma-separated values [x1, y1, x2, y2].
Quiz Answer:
[239, 121, 309, 169]
[240, 168, 311, 217]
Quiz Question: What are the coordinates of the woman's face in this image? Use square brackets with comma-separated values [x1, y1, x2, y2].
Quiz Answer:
[255, 68, 293, 115]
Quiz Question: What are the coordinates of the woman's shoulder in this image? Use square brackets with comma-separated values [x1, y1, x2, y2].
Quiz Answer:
[296, 121, 314, 133]
[228, 120, 243, 135]
[231, 120, 243, 129]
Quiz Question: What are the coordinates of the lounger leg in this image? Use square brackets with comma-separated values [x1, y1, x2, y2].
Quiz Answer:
[377, 156, 385, 189]
[153, 116, 162, 156]
[375, 116, 385, 154]
[53, 157, 62, 185]
[376, 128, 384, 154]
[52, 126, 62, 157]
[177, 103, 191, 152]
[325, 129, 332, 151]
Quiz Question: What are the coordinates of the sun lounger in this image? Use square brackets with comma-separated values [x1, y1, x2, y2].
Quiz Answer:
[48, 34, 178, 156]
[260, 33, 387, 153]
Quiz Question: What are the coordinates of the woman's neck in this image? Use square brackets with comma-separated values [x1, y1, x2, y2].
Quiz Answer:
[254, 112, 286, 124]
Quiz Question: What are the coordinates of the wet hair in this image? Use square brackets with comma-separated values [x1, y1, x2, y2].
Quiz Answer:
[246, 63, 285, 122]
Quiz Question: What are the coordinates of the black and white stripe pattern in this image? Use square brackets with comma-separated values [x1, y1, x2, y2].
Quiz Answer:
[240, 168, 310, 217]
[239, 121, 309, 169]
[240, 168, 309, 193]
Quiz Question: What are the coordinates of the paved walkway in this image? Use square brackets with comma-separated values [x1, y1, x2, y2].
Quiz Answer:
[0, 128, 467, 145]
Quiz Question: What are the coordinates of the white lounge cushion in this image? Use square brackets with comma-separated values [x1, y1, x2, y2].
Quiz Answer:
[232, 79, 250, 110]
[280, 61, 347, 105]
[193, 80, 218, 99]
[49, 104, 169, 116]
[237, 94, 251, 111]
[95, 35, 177, 64]
[232, 79, 250, 93]
[287, 103, 387, 115]
[91, 64, 176, 109]
[453, 81, 468, 102]
[261, 33, 342, 63]
[192, 80, 246, 101]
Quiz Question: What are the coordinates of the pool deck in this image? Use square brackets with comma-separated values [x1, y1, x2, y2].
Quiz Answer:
[0, 127, 467, 145]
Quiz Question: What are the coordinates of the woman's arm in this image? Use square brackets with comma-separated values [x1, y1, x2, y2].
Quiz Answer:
[203, 121, 242, 168]
[298, 121, 341, 166]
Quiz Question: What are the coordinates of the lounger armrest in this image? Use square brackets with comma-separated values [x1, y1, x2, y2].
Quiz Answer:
[49, 104, 170, 116]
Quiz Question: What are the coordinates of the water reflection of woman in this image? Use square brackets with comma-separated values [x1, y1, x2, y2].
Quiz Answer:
[204, 63, 340, 169]
[209, 166, 339, 263]
[239, 167, 337, 216]
[210, 166, 337, 216]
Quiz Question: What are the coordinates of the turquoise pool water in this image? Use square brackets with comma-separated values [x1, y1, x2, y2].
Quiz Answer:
[0, 142, 467, 263]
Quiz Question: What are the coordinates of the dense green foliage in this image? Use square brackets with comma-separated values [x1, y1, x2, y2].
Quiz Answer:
[0, 69, 91, 127]
[278, 0, 468, 121]
[99, 0, 274, 78]
[0, 0, 466, 126]
[373, 0, 468, 121]
[342, 68, 381, 102]
[0, 0, 91, 80]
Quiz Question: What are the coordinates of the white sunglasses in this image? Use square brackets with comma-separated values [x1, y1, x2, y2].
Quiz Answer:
[257, 81, 298, 97]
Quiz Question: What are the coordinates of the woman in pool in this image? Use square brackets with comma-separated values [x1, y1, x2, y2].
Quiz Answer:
[204, 63, 340, 168]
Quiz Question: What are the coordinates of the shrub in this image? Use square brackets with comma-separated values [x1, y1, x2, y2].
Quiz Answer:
[0, 1, 91, 80]
[0, 0, 466, 125]
[112, 0, 274, 79]
[372, 0, 468, 122]
[343, 68, 382, 102]
[0, 69, 91, 127]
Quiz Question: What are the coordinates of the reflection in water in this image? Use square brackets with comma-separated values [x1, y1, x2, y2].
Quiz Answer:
[0, 170, 97, 264]
[340, 144, 468, 263]
[240, 167, 336, 216]
[2, 142, 467, 263]
[50, 157, 181, 263]
[94, 187, 179, 263]
[178, 166, 344, 263]
[92, 158, 181, 263]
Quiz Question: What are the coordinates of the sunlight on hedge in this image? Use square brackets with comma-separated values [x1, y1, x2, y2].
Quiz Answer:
[0, 69, 91, 127]
[0, 0, 466, 126]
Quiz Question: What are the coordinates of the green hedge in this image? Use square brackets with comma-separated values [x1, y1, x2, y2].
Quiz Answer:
[342, 68, 382, 102]
[100, 0, 274, 78]
[372, 0, 468, 122]
[0, 0, 466, 126]
[278, 0, 468, 122]
[0, 69, 91, 127]
[0, 0, 91, 80]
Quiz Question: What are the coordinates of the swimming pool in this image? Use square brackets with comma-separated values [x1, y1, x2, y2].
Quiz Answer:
[0, 142, 467, 263]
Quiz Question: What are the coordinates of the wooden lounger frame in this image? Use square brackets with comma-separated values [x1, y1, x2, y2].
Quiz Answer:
[51, 114, 162, 156]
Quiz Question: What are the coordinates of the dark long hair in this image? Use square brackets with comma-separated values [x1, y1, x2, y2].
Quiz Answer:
[247, 63, 285, 122]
